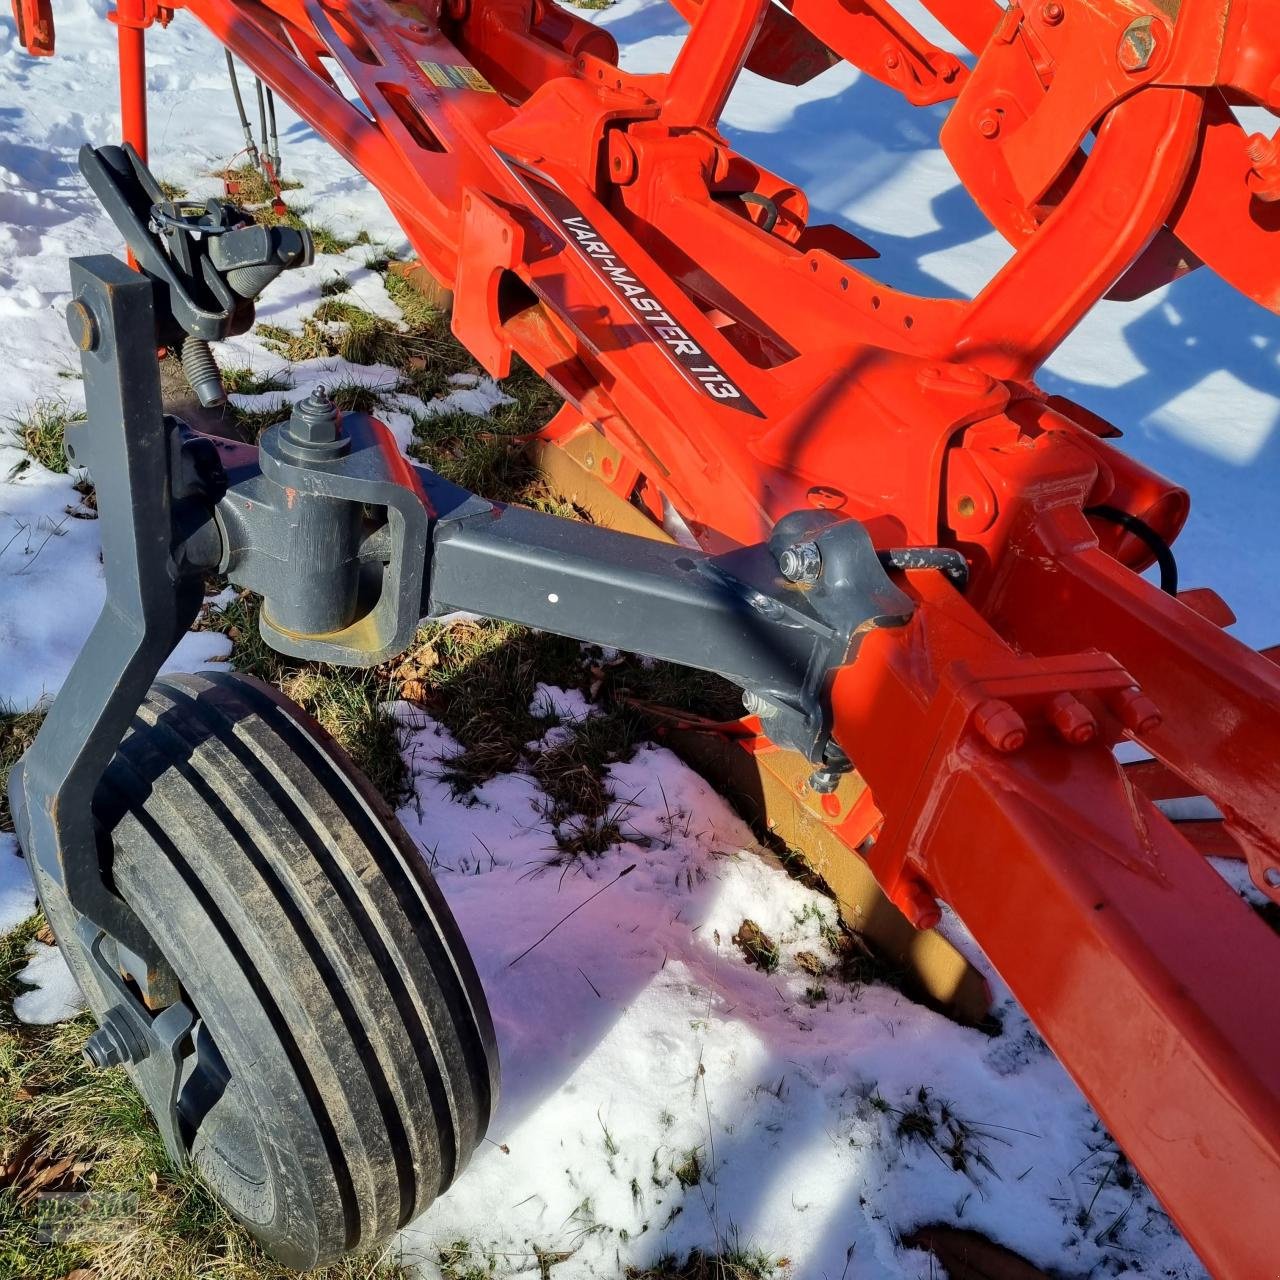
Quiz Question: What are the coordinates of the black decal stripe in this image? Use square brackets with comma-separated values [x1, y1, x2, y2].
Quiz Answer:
[497, 153, 765, 418]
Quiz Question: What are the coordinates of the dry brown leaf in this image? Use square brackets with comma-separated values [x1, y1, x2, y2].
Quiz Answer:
[15, 1153, 77, 1205]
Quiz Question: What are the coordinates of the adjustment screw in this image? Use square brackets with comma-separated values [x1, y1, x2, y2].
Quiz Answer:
[83, 1006, 149, 1070]
[778, 541, 822, 585]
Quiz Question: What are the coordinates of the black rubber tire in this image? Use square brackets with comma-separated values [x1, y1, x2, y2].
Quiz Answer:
[38, 671, 498, 1270]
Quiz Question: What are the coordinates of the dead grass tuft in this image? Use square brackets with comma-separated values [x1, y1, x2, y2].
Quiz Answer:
[628, 1239, 786, 1280]
[0, 705, 46, 832]
[0, 1009, 414, 1279]
[8, 400, 86, 476]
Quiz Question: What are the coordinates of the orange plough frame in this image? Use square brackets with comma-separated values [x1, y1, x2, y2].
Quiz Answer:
[14, 0, 1280, 1273]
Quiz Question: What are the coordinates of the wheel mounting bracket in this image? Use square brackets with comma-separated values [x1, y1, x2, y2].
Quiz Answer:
[81, 922, 196, 1167]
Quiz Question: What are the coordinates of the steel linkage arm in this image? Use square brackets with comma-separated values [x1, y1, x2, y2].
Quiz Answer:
[211, 397, 915, 767]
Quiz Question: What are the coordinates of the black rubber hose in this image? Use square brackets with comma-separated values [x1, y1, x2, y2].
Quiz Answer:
[224, 51, 259, 166]
[739, 191, 780, 233]
[266, 85, 281, 174]
[1085, 503, 1179, 596]
[255, 77, 269, 170]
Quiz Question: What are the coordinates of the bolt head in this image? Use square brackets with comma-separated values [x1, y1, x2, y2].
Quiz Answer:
[65, 300, 98, 353]
[778, 541, 822, 585]
[977, 112, 1001, 140]
[1117, 19, 1159, 72]
[974, 698, 1027, 753]
[1042, 1, 1064, 23]
[83, 1006, 149, 1069]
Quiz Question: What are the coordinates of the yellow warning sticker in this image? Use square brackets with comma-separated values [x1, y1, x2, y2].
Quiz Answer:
[417, 60, 495, 93]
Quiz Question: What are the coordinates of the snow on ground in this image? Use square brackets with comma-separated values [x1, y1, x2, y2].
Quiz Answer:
[0, 0, 1274, 1276]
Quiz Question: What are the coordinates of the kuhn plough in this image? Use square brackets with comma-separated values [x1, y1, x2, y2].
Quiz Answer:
[6, 0, 1279, 1274]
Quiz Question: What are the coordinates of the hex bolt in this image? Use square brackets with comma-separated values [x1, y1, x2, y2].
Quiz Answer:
[1048, 692, 1097, 745]
[281, 385, 351, 460]
[1042, 1, 1064, 23]
[974, 698, 1027, 753]
[741, 690, 776, 719]
[292, 386, 339, 441]
[1110, 686, 1162, 735]
[978, 112, 1001, 140]
[83, 1006, 150, 1070]
[1117, 18, 1158, 72]
[777, 541, 822, 585]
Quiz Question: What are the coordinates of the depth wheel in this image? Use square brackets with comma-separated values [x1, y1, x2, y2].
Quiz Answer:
[35, 671, 498, 1270]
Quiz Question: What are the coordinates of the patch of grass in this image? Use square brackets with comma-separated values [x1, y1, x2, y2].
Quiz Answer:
[319, 275, 353, 297]
[228, 403, 292, 442]
[329, 380, 389, 415]
[628, 1238, 786, 1280]
[0, 914, 43, 1024]
[258, 296, 450, 376]
[573, 0, 615, 9]
[259, 202, 370, 256]
[156, 179, 188, 200]
[732, 919, 779, 974]
[219, 162, 303, 206]
[382, 266, 435, 321]
[0, 705, 45, 832]
[880, 1086, 1007, 1180]
[312, 298, 424, 367]
[391, 621, 650, 862]
[8, 400, 86, 475]
[672, 1147, 703, 1189]
[221, 162, 365, 256]
[410, 406, 536, 499]
[0, 1012, 414, 1280]
[220, 367, 292, 396]
[363, 247, 401, 274]
[201, 592, 408, 805]
[438, 1238, 498, 1279]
